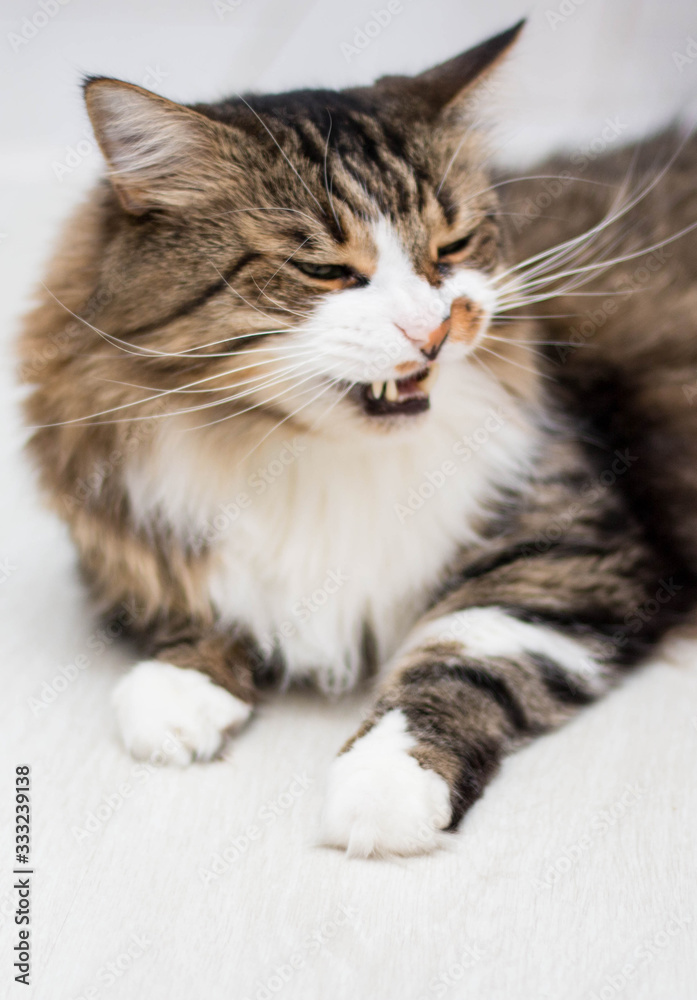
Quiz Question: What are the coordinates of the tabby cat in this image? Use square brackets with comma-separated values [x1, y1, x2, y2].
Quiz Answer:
[20, 22, 697, 856]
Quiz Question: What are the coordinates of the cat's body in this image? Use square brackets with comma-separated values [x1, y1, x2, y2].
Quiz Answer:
[504, 132, 697, 575]
[19, 24, 697, 856]
[123, 357, 533, 692]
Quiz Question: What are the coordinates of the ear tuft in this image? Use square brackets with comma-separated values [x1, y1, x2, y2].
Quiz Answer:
[84, 78, 221, 214]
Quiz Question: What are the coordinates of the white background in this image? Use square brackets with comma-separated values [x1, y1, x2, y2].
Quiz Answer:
[2, 1, 697, 998]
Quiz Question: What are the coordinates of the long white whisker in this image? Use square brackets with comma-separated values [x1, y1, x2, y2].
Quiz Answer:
[436, 119, 481, 196]
[98, 353, 320, 395]
[235, 94, 326, 216]
[486, 333, 579, 347]
[494, 134, 694, 287]
[250, 276, 314, 320]
[211, 263, 290, 325]
[324, 111, 342, 235]
[225, 376, 343, 451]
[187, 372, 337, 436]
[35, 361, 329, 429]
[38, 284, 310, 361]
[257, 238, 312, 296]
[498, 217, 697, 302]
[476, 342, 557, 382]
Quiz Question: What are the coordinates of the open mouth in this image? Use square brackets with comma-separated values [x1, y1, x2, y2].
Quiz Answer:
[349, 363, 439, 417]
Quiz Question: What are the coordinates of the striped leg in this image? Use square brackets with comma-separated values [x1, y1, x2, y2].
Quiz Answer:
[321, 425, 697, 857]
[321, 605, 610, 857]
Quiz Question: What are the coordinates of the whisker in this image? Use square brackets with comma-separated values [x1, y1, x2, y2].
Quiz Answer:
[250, 276, 314, 320]
[485, 333, 579, 347]
[39, 283, 310, 361]
[493, 134, 694, 288]
[211, 263, 289, 325]
[31, 342, 342, 427]
[497, 216, 697, 305]
[257, 237, 312, 297]
[35, 362, 327, 430]
[227, 376, 344, 451]
[324, 111, 343, 235]
[476, 342, 557, 382]
[235, 94, 326, 216]
[459, 173, 616, 213]
[436, 118, 480, 196]
[188, 372, 337, 436]
[98, 353, 320, 395]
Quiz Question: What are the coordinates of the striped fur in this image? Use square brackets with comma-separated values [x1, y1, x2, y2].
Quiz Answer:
[325, 421, 695, 850]
[18, 23, 697, 855]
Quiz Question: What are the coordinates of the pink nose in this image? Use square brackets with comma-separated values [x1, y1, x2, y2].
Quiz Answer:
[401, 298, 484, 358]
[400, 319, 450, 360]
[420, 319, 450, 360]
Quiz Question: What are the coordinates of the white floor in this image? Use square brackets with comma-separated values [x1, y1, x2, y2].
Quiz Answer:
[2, 1, 697, 997]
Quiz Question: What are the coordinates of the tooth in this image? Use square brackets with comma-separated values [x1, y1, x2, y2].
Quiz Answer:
[385, 379, 398, 402]
[419, 362, 440, 395]
[385, 378, 399, 403]
[371, 381, 385, 400]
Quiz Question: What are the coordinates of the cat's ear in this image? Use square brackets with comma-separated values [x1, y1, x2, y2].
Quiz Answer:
[376, 20, 524, 117]
[84, 77, 225, 214]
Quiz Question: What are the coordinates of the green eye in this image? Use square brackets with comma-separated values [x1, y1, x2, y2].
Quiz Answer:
[437, 234, 474, 259]
[292, 261, 353, 281]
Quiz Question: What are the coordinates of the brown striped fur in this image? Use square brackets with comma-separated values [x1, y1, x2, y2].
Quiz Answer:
[17, 22, 697, 849]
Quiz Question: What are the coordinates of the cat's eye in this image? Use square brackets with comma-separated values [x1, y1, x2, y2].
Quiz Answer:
[437, 234, 474, 260]
[292, 261, 354, 282]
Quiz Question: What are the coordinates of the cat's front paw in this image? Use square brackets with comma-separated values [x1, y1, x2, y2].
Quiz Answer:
[320, 710, 452, 858]
[112, 661, 251, 765]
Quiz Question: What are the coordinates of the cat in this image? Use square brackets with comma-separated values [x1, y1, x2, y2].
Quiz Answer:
[19, 20, 697, 857]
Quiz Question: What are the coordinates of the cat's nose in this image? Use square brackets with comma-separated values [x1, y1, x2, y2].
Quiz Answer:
[420, 319, 450, 360]
[399, 319, 450, 361]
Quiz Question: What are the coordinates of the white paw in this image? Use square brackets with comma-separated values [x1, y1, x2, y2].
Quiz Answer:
[321, 710, 452, 858]
[112, 660, 251, 765]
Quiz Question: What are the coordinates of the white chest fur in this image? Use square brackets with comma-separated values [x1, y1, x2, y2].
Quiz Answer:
[125, 363, 535, 692]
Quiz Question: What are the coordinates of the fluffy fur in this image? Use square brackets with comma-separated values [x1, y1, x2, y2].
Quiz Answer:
[19, 22, 697, 856]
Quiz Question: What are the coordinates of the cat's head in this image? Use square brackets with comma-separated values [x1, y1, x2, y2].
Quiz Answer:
[83, 22, 526, 438]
